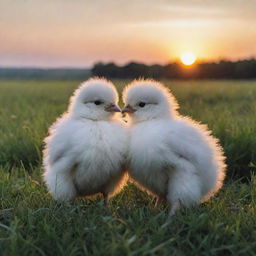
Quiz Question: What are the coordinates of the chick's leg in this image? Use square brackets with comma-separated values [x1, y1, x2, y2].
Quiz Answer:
[154, 196, 162, 208]
[167, 159, 201, 216]
[101, 172, 128, 208]
[168, 200, 181, 216]
[102, 192, 109, 207]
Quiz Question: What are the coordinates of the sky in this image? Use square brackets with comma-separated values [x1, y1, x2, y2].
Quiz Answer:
[1, 0, 256, 67]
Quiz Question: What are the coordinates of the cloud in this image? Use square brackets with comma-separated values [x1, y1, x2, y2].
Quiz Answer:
[0, 0, 256, 67]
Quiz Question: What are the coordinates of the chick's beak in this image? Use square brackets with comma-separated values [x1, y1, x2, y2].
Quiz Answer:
[122, 105, 136, 114]
[105, 103, 121, 112]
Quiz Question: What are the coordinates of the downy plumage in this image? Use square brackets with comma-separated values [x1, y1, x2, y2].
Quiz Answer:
[43, 78, 128, 205]
[122, 79, 226, 215]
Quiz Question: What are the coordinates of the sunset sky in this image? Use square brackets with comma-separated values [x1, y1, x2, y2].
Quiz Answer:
[1, 0, 256, 67]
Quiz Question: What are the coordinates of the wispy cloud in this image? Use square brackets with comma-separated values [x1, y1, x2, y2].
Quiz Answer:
[127, 19, 219, 28]
[0, 0, 256, 67]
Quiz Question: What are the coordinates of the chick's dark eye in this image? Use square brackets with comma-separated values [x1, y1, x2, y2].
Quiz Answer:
[94, 100, 102, 105]
[138, 102, 146, 107]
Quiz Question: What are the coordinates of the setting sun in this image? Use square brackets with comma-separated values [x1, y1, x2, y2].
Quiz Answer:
[180, 52, 197, 66]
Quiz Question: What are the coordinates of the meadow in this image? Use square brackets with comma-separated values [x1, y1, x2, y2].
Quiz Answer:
[0, 79, 255, 255]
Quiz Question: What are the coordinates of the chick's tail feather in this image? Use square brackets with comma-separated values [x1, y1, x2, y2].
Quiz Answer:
[43, 157, 78, 201]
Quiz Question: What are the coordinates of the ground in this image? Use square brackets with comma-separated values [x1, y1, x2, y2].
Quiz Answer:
[0, 80, 255, 255]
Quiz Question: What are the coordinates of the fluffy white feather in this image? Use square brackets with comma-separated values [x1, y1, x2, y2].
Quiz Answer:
[43, 78, 128, 204]
[122, 79, 226, 215]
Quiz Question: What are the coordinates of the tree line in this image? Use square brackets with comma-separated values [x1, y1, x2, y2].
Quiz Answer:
[1, 59, 255, 80]
[92, 59, 256, 79]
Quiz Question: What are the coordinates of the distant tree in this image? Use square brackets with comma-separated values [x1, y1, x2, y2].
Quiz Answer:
[91, 62, 120, 78]
[114, 59, 255, 79]
[2, 59, 256, 80]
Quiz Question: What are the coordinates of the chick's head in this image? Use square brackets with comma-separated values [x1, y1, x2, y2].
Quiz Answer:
[69, 78, 121, 121]
[122, 79, 178, 123]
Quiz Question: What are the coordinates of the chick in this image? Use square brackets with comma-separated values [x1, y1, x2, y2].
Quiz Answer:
[43, 78, 128, 205]
[122, 79, 226, 215]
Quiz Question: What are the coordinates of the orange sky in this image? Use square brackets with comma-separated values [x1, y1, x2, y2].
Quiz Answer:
[1, 0, 256, 67]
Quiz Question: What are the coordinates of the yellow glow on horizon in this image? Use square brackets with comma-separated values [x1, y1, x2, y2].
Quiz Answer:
[180, 52, 197, 66]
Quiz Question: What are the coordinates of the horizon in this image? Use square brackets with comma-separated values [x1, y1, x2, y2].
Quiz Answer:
[1, 0, 256, 68]
[0, 57, 255, 70]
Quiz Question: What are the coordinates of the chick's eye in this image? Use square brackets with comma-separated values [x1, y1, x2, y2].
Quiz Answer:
[138, 102, 146, 107]
[94, 100, 102, 105]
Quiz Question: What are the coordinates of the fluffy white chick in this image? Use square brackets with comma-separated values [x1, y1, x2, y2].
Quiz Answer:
[122, 79, 226, 215]
[43, 78, 128, 205]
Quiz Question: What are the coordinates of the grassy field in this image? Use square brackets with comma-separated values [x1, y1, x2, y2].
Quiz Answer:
[0, 79, 256, 255]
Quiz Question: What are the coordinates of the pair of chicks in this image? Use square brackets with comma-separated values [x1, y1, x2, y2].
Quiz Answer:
[43, 78, 226, 216]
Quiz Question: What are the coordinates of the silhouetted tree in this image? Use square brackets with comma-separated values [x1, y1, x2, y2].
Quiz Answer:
[1, 59, 256, 80]
[91, 59, 256, 79]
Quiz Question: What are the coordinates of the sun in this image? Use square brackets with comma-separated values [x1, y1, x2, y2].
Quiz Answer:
[180, 52, 196, 66]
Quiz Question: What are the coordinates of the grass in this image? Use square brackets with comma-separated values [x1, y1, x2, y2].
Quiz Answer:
[0, 79, 256, 255]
